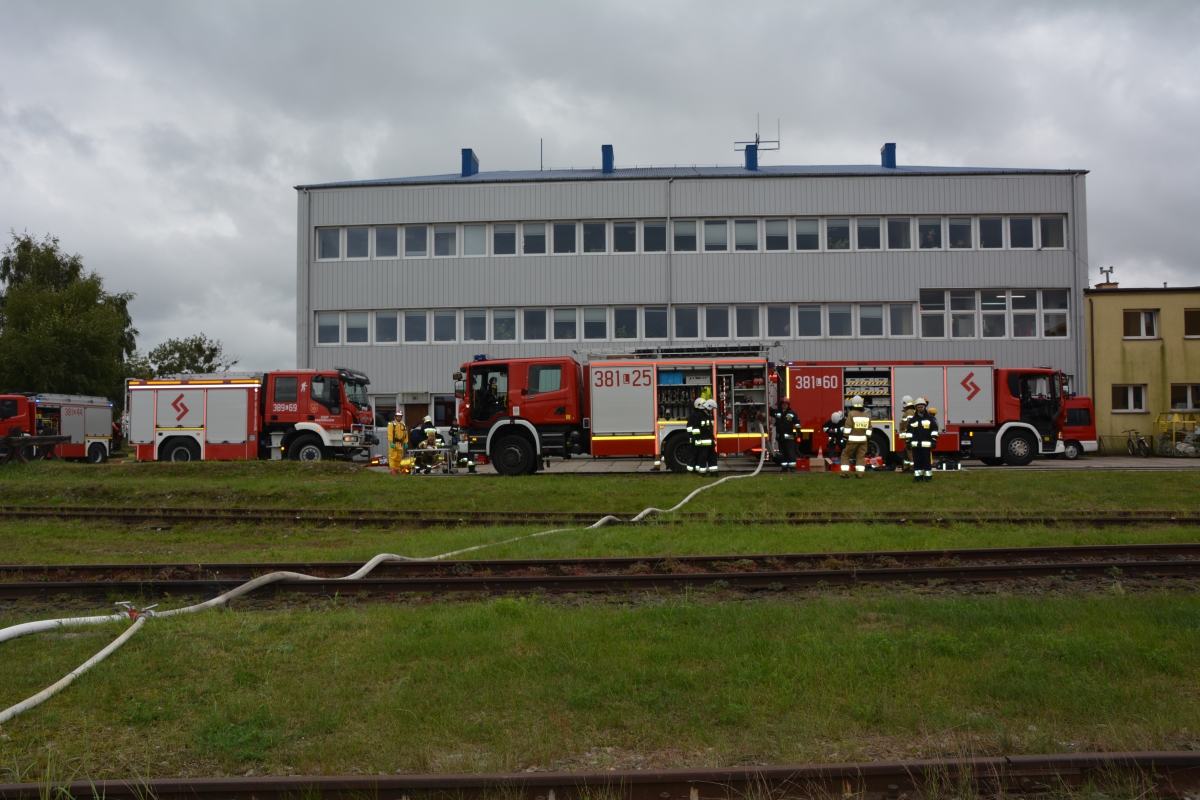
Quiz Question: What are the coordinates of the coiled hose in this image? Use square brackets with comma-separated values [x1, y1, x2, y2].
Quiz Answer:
[0, 432, 766, 725]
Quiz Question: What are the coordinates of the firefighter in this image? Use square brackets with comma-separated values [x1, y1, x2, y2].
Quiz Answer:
[822, 411, 845, 457]
[685, 398, 708, 473]
[410, 415, 433, 443]
[840, 395, 872, 478]
[772, 397, 800, 472]
[386, 412, 409, 474]
[702, 398, 719, 475]
[415, 427, 447, 474]
[909, 397, 939, 482]
[897, 395, 917, 472]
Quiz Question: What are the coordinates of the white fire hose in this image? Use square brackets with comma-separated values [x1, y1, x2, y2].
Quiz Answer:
[1, 431, 766, 726]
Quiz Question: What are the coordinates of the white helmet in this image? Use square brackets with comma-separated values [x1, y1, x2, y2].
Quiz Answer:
[703, 398, 717, 411]
[831, 411, 844, 423]
[902, 395, 913, 406]
[851, 395, 865, 408]
[694, 397, 706, 409]
[915, 397, 928, 407]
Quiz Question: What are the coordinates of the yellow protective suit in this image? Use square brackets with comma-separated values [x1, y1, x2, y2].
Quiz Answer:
[386, 419, 408, 472]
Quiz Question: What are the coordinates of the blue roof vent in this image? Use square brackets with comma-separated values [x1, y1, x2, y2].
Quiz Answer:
[881, 142, 896, 169]
[461, 148, 479, 178]
[601, 144, 614, 174]
[744, 144, 758, 171]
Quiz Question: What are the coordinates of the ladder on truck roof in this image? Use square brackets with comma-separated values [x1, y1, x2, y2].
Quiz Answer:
[577, 342, 780, 361]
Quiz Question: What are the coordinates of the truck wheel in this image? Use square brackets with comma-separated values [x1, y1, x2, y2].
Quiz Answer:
[1001, 431, 1036, 466]
[867, 432, 890, 460]
[1062, 440, 1082, 460]
[288, 435, 326, 462]
[87, 443, 109, 464]
[160, 438, 200, 462]
[491, 435, 533, 476]
[662, 434, 692, 474]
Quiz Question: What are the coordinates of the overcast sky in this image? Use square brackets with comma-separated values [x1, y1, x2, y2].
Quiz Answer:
[2, 1, 1198, 369]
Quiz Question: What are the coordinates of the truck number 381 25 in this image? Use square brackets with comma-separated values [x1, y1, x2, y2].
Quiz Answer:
[594, 368, 653, 388]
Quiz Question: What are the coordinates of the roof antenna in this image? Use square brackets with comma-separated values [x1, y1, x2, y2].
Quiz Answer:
[540, 138, 543, 171]
[1100, 266, 1114, 283]
[734, 114, 781, 160]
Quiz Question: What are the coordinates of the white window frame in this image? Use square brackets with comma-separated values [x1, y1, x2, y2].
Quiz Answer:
[949, 290, 978, 339]
[795, 217, 821, 252]
[552, 307, 579, 341]
[1170, 384, 1200, 411]
[1123, 309, 1160, 340]
[582, 306, 609, 340]
[462, 224, 489, 258]
[374, 227, 401, 260]
[642, 220, 668, 255]
[857, 304, 885, 338]
[674, 306, 701, 340]
[1008, 216, 1036, 250]
[672, 220, 698, 253]
[344, 227, 371, 261]
[704, 305, 730, 340]
[978, 217, 1005, 250]
[855, 218, 883, 252]
[462, 308, 489, 343]
[765, 304, 793, 339]
[887, 303, 916, 338]
[733, 219, 759, 252]
[491, 308, 518, 343]
[431, 309, 459, 344]
[521, 308, 549, 342]
[315, 228, 342, 262]
[403, 310, 429, 343]
[522, 222, 548, 257]
[764, 219, 790, 252]
[1038, 216, 1067, 250]
[947, 217, 974, 251]
[374, 310, 400, 346]
[552, 221, 579, 256]
[404, 225, 430, 259]
[1111, 384, 1148, 414]
[344, 310, 371, 346]
[734, 305, 761, 339]
[432, 224, 459, 258]
[612, 221, 639, 255]
[703, 219, 729, 253]
[827, 304, 854, 338]
[918, 290, 948, 339]
[825, 217, 852, 253]
[917, 217, 945, 251]
[795, 304, 823, 338]
[886, 217, 913, 250]
[643, 306, 669, 340]
[492, 223, 519, 258]
[581, 221, 609, 255]
[315, 311, 341, 346]
[612, 305, 640, 339]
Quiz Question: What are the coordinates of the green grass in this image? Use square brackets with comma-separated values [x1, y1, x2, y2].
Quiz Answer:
[2, 518, 1199, 566]
[2, 592, 1198, 779]
[1, 460, 1198, 515]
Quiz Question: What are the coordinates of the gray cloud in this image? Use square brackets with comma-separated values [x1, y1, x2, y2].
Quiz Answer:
[1, 1, 1197, 369]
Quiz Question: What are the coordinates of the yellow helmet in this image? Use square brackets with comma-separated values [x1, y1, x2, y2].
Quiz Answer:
[928, 407, 938, 416]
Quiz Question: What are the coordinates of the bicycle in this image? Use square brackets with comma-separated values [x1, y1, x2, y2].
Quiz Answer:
[1123, 429, 1152, 458]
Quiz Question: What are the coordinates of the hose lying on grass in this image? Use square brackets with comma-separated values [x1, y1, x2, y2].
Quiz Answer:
[0, 433, 766, 726]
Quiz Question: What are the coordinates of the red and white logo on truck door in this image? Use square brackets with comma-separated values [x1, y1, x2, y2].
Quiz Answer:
[960, 372, 981, 401]
[171, 394, 189, 421]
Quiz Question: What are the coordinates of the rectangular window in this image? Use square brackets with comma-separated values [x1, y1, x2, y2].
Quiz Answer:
[644, 306, 668, 338]
[1040, 217, 1065, 248]
[948, 218, 972, 249]
[1012, 288, 1037, 338]
[673, 220, 697, 252]
[405, 226, 428, 257]
[346, 227, 369, 259]
[434, 225, 456, 256]
[583, 307, 607, 339]
[887, 218, 911, 249]
[493, 223, 517, 255]
[734, 220, 758, 251]
[433, 310, 457, 341]
[463, 224, 486, 256]
[795, 219, 819, 251]
[1123, 310, 1158, 338]
[492, 309, 516, 341]
[797, 305, 822, 337]
[345, 311, 369, 343]
[1186, 309, 1200, 337]
[704, 220, 727, 252]
[529, 365, 562, 395]
[1170, 384, 1200, 410]
[583, 222, 606, 253]
[274, 376, 298, 403]
[376, 227, 398, 258]
[553, 223, 576, 254]
[375, 311, 398, 343]
[613, 222, 637, 253]
[765, 220, 788, 251]
[1111, 385, 1146, 412]
[920, 289, 945, 338]
[951, 312, 976, 338]
[828, 305, 852, 337]
[950, 290, 976, 311]
[404, 311, 427, 342]
[675, 306, 699, 338]
[463, 309, 486, 341]
[859, 304, 883, 337]
[736, 305, 760, 338]
[317, 229, 340, 259]
[643, 221, 667, 252]
[767, 305, 791, 337]
[316, 312, 339, 344]
[1010, 217, 1034, 248]
[524, 308, 547, 340]
[979, 218, 1003, 248]
[920, 289, 946, 310]
[523, 223, 546, 255]
[918, 218, 942, 249]
[705, 306, 729, 338]
[826, 218, 850, 250]
[889, 304, 914, 336]
[553, 308, 576, 339]
[981, 290, 1006, 338]
[1042, 289, 1069, 337]
[614, 306, 638, 338]
[857, 218, 880, 250]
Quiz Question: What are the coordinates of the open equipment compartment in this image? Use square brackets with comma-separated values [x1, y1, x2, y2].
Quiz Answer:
[656, 365, 713, 422]
[844, 367, 893, 421]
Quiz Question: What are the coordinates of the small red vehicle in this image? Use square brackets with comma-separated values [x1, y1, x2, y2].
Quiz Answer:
[0, 393, 114, 464]
[1057, 396, 1097, 460]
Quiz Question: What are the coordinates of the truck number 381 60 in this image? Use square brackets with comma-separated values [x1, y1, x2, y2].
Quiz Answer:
[594, 368, 653, 388]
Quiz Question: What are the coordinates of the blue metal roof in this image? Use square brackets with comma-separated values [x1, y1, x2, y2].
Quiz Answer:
[295, 163, 1086, 191]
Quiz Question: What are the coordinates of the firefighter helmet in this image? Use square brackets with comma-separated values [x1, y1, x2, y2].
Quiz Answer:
[902, 395, 914, 407]
[851, 395, 865, 408]
[928, 407, 938, 416]
[915, 397, 928, 407]
[703, 398, 717, 411]
[423, 415, 433, 424]
[694, 397, 706, 409]
[831, 411, 844, 423]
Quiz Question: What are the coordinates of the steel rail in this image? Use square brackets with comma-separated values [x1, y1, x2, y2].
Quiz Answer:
[0, 751, 1197, 800]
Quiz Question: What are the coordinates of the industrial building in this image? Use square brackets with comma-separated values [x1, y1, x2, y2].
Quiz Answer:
[295, 144, 1089, 426]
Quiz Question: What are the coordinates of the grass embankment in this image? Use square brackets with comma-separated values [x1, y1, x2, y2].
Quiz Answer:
[1, 593, 1198, 779]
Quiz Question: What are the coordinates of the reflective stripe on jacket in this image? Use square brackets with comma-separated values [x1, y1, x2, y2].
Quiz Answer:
[843, 410, 872, 442]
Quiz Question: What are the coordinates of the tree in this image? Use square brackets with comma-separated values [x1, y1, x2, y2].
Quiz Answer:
[0, 231, 137, 401]
[145, 333, 239, 376]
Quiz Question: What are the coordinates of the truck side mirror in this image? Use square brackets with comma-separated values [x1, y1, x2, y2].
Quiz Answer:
[452, 372, 463, 381]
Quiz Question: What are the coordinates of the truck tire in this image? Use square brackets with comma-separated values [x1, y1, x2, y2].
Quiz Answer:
[288, 435, 326, 462]
[492, 435, 534, 476]
[1001, 431, 1036, 467]
[160, 438, 200, 462]
[662, 433, 692, 474]
[867, 431, 890, 460]
[1062, 440, 1082, 460]
[87, 442, 108, 464]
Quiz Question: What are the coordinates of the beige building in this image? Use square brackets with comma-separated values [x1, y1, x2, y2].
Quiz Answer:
[1085, 284, 1200, 449]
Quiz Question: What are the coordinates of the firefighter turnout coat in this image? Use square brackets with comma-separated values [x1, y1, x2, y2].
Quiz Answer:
[908, 410, 939, 448]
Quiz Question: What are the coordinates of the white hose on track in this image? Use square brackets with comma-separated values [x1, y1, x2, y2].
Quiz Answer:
[0, 430, 766, 725]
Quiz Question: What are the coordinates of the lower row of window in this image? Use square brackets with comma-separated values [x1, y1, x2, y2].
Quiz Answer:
[1113, 384, 1200, 412]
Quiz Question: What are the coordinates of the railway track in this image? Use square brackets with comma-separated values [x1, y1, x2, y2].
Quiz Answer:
[2, 504, 1199, 526]
[0, 751, 1197, 799]
[3, 544, 1197, 600]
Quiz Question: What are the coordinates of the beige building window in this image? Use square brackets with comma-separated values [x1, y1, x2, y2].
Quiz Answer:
[1185, 309, 1200, 338]
[1123, 310, 1158, 339]
[1111, 385, 1147, 412]
[1171, 385, 1200, 410]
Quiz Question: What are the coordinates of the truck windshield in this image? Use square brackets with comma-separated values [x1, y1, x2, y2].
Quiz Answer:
[344, 381, 370, 409]
[470, 366, 509, 423]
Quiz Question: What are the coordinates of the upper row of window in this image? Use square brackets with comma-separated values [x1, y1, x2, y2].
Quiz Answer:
[315, 215, 1068, 260]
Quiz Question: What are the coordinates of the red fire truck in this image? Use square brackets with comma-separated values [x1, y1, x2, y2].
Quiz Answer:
[125, 368, 376, 462]
[0, 393, 114, 464]
[782, 360, 1066, 466]
[456, 348, 775, 475]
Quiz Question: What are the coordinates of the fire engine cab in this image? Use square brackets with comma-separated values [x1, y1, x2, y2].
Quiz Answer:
[126, 367, 375, 462]
[783, 360, 1066, 466]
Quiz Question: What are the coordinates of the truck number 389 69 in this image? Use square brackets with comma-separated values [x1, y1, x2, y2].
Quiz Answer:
[272, 403, 298, 412]
[593, 368, 653, 388]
